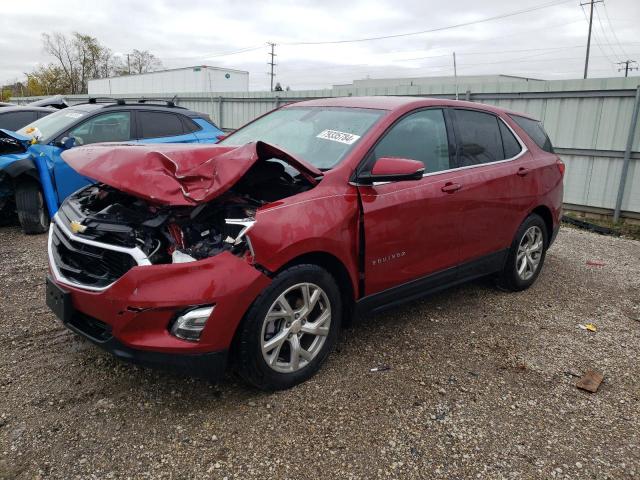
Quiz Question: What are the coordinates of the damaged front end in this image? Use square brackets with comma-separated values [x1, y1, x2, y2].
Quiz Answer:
[62, 184, 259, 267]
[50, 141, 319, 290]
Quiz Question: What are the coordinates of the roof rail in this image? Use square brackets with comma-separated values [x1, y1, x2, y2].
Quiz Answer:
[87, 97, 125, 105]
[137, 98, 176, 107]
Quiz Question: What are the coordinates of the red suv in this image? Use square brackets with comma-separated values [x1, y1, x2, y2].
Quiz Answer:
[46, 97, 564, 390]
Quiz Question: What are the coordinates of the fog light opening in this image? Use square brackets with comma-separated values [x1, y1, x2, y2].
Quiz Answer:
[170, 306, 214, 341]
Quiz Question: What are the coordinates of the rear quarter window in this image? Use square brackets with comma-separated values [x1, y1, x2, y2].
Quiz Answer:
[182, 116, 203, 133]
[510, 115, 554, 153]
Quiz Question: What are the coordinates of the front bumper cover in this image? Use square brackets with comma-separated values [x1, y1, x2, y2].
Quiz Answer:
[62, 304, 228, 379]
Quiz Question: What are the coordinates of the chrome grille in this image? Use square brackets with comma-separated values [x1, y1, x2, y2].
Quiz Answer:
[48, 214, 150, 291]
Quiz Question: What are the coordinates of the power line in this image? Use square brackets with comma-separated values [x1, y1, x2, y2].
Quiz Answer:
[602, 2, 630, 58]
[581, 0, 604, 78]
[579, 3, 616, 65]
[160, 45, 265, 62]
[593, 4, 622, 61]
[281, 0, 574, 45]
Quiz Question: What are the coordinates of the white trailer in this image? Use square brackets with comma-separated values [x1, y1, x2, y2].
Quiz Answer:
[88, 66, 249, 95]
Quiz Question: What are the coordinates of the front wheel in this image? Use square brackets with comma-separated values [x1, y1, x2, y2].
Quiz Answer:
[15, 180, 50, 235]
[498, 213, 548, 291]
[234, 264, 342, 390]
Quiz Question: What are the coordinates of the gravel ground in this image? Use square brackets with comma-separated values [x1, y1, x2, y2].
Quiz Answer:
[0, 225, 639, 479]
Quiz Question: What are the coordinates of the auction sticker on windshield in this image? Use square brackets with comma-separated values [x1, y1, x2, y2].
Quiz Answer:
[316, 129, 361, 145]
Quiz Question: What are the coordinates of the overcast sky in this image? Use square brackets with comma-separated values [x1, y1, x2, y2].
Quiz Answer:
[1, 0, 639, 90]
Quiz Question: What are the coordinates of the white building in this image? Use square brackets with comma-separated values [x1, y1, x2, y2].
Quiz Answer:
[334, 74, 543, 89]
[88, 66, 249, 95]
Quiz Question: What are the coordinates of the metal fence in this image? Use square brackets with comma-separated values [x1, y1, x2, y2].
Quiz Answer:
[12, 77, 640, 218]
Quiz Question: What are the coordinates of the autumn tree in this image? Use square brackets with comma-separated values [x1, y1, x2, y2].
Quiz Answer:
[40, 32, 123, 93]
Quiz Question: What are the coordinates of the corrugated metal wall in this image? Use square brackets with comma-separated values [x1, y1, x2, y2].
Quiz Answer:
[12, 77, 640, 215]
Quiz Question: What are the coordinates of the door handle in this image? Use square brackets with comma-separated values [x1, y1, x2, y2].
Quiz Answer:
[517, 167, 530, 177]
[441, 182, 462, 193]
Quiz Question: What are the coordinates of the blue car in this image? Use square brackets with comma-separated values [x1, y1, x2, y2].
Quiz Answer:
[0, 99, 223, 233]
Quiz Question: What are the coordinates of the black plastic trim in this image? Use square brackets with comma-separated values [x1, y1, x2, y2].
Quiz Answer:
[63, 310, 228, 380]
[47, 275, 228, 380]
[356, 249, 508, 317]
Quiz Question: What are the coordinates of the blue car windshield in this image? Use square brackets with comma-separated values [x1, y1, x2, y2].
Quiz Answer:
[219, 107, 385, 169]
[17, 108, 88, 141]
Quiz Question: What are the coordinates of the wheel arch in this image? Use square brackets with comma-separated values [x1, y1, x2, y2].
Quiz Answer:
[2, 157, 40, 183]
[529, 205, 554, 243]
[276, 251, 356, 322]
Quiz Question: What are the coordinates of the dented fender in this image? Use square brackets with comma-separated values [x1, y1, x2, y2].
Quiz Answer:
[247, 185, 361, 297]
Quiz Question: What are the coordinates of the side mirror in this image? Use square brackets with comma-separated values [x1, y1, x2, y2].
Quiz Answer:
[358, 157, 425, 184]
[56, 136, 76, 150]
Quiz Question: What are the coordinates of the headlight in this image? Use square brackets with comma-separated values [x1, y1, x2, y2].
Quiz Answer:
[170, 306, 214, 341]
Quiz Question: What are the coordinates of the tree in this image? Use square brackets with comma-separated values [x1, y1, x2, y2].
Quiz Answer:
[128, 49, 162, 75]
[41, 32, 122, 93]
[25, 64, 68, 96]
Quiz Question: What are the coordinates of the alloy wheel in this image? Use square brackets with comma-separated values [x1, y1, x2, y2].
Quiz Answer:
[516, 225, 544, 281]
[261, 282, 331, 373]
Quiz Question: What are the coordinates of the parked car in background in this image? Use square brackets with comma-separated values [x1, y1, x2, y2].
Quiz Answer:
[26, 95, 69, 110]
[0, 98, 223, 233]
[0, 106, 55, 131]
[45, 96, 564, 390]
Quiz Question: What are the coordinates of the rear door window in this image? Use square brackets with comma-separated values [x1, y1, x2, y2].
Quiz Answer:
[0, 111, 36, 130]
[509, 114, 554, 152]
[453, 109, 505, 166]
[372, 109, 452, 174]
[138, 111, 186, 139]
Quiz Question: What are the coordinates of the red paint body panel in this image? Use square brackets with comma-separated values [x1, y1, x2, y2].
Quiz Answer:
[61, 251, 271, 353]
[371, 157, 424, 176]
[49, 96, 564, 367]
[62, 141, 321, 206]
[250, 176, 361, 295]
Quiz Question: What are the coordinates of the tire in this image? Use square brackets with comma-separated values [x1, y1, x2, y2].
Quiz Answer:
[15, 180, 49, 235]
[234, 264, 342, 390]
[498, 213, 548, 292]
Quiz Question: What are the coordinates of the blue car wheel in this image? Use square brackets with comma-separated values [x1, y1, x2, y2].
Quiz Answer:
[15, 179, 49, 234]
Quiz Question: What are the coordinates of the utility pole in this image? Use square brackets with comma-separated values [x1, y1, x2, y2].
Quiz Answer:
[267, 42, 277, 92]
[617, 60, 638, 77]
[581, 0, 603, 79]
[453, 52, 459, 100]
[127, 53, 131, 75]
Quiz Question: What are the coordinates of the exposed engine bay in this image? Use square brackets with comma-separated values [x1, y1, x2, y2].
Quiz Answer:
[61, 158, 315, 264]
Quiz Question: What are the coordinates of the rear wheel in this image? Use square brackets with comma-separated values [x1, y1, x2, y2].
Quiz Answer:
[15, 180, 49, 234]
[235, 264, 342, 390]
[498, 213, 548, 291]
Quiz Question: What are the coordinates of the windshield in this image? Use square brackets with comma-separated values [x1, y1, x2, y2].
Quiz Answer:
[220, 106, 385, 169]
[17, 108, 87, 141]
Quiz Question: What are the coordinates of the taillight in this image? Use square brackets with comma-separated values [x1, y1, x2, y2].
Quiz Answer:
[557, 159, 565, 177]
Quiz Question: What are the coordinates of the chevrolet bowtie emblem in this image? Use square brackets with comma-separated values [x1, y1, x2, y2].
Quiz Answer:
[70, 220, 87, 234]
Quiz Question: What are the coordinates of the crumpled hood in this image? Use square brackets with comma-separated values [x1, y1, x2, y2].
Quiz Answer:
[61, 141, 323, 206]
[0, 129, 32, 148]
